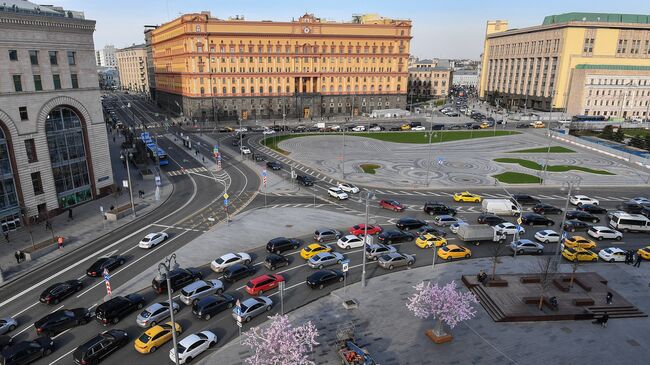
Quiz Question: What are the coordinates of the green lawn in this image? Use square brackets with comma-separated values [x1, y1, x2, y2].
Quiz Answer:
[360, 164, 381, 174]
[621, 129, 650, 137]
[493, 172, 542, 184]
[507, 146, 575, 153]
[494, 158, 615, 175]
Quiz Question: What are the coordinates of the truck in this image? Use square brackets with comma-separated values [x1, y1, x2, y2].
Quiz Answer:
[481, 199, 520, 216]
[456, 225, 507, 245]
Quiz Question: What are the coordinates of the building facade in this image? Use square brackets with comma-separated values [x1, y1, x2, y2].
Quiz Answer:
[144, 26, 158, 99]
[115, 44, 150, 93]
[452, 70, 479, 88]
[0, 1, 113, 225]
[151, 12, 411, 120]
[407, 66, 452, 98]
[97, 66, 120, 90]
[479, 13, 650, 118]
[95, 44, 117, 67]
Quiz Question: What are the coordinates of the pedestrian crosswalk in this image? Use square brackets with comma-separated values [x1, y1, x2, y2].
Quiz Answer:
[167, 166, 209, 176]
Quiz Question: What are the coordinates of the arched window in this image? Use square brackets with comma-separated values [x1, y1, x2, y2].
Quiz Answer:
[231, 87, 236, 94]
[269, 86, 273, 93]
[0, 127, 19, 218]
[259, 86, 264, 94]
[397, 85, 401, 91]
[200, 87, 205, 95]
[329, 86, 334, 92]
[346, 86, 350, 92]
[338, 85, 342, 92]
[286, 85, 290, 93]
[222, 87, 226, 94]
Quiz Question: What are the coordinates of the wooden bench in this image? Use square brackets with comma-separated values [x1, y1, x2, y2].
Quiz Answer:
[487, 279, 508, 287]
[520, 276, 540, 284]
[553, 278, 570, 292]
[574, 277, 592, 292]
[572, 298, 595, 306]
[523, 296, 549, 306]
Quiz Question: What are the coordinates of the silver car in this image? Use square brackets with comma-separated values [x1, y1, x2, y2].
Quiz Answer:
[313, 228, 342, 243]
[179, 279, 224, 305]
[365, 243, 397, 261]
[509, 239, 544, 255]
[231, 296, 273, 323]
[432, 215, 459, 227]
[378, 252, 415, 270]
[136, 301, 180, 328]
[0, 317, 17, 335]
[307, 252, 345, 269]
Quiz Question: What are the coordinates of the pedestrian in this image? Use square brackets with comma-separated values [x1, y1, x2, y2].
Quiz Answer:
[45, 220, 52, 231]
[14, 250, 20, 264]
[3, 231, 8, 242]
[57, 236, 64, 250]
[606, 291, 613, 305]
[113, 135, 116, 143]
[634, 253, 642, 268]
[202, 156, 205, 163]
[68, 208, 73, 220]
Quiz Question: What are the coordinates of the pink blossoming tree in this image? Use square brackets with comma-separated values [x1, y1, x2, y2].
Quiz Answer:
[406, 280, 478, 337]
[242, 314, 319, 365]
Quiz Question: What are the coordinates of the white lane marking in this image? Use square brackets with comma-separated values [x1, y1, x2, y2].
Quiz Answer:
[52, 328, 70, 339]
[11, 301, 39, 319]
[49, 346, 75, 365]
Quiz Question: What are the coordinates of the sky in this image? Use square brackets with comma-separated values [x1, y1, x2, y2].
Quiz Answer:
[54, 0, 650, 59]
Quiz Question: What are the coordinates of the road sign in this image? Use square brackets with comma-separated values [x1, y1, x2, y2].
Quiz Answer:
[437, 157, 444, 165]
[224, 198, 229, 206]
[100, 206, 104, 213]
[262, 169, 268, 187]
[155, 175, 162, 186]
[103, 268, 110, 282]
[236, 320, 242, 327]
[291, 170, 297, 179]
[122, 180, 129, 188]
[223, 193, 229, 200]
[517, 217, 523, 225]
[341, 259, 350, 272]
[105, 281, 112, 296]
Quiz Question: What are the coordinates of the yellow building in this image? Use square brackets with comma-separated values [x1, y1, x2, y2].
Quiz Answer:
[408, 65, 452, 99]
[115, 44, 150, 94]
[479, 13, 650, 119]
[151, 12, 411, 120]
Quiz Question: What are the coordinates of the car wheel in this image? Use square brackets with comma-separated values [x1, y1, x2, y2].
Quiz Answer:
[446, 257, 452, 261]
[573, 258, 578, 262]
[388, 265, 394, 270]
[318, 284, 324, 289]
[518, 249, 524, 255]
[119, 259, 125, 265]
[112, 317, 119, 324]
[8, 324, 16, 331]
[150, 346, 157, 353]
[276, 250, 282, 255]
[616, 236, 622, 241]
[387, 239, 392, 244]
[204, 314, 211, 320]
[293, 245, 298, 249]
[245, 316, 252, 323]
[186, 356, 193, 363]
[209, 341, 216, 348]
[52, 298, 59, 305]
[592, 258, 597, 262]
[609, 259, 615, 263]
[338, 276, 344, 282]
[44, 348, 52, 356]
[570, 228, 575, 232]
[547, 222, 553, 226]
[337, 260, 342, 264]
[528, 222, 534, 226]
[544, 240, 550, 244]
[217, 287, 224, 294]
[149, 321, 156, 327]
[318, 264, 324, 269]
[407, 261, 414, 266]
[537, 249, 543, 255]
[592, 219, 598, 223]
[266, 305, 271, 312]
[465, 254, 470, 258]
[270, 265, 276, 271]
[409, 236, 415, 241]
[597, 236, 603, 241]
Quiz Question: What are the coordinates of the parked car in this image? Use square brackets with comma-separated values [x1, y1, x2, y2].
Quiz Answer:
[477, 213, 506, 226]
[305, 269, 344, 289]
[0, 335, 13, 351]
[86, 256, 125, 277]
[587, 226, 623, 241]
[494, 222, 525, 235]
[569, 195, 599, 206]
[534, 230, 561, 243]
[95, 293, 146, 326]
[179, 280, 224, 305]
[617, 201, 646, 214]
[365, 243, 398, 261]
[134, 322, 182, 354]
[210, 252, 252, 272]
[532, 203, 563, 215]
[296, 175, 314, 186]
[72, 329, 129, 365]
[415, 233, 447, 248]
[240, 146, 251, 154]
[192, 294, 237, 320]
[313, 228, 342, 242]
[0, 318, 17, 336]
[396, 217, 427, 230]
[136, 302, 180, 328]
[265, 237, 302, 254]
[245, 274, 285, 296]
[629, 197, 650, 205]
[577, 204, 607, 215]
[509, 239, 544, 255]
[562, 247, 598, 262]
[222, 264, 256, 283]
[379, 199, 405, 212]
[417, 225, 448, 237]
[231, 297, 273, 322]
[169, 331, 218, 364]
[39, 280, 83, 305]
[563, 236, 597, 250]
[138, 232, 169, 249]
[515, 123, 530, 128]
[598, 247, 627, 262]
[35, 308, 92, 336]
[433, 215, 461, 227]
[377, 230, 415, 244]
[566, 210, 600, 223]
[336, 235, 365, 249]
[377, 252, 415, 270]
[337, 183, 359, 194]
[1, 337, 54, 364]
[327, 187, 349, 200]
[521, 213, 555, 226]
[563, 220, 593, 232]
[308, 252, 345, 269]
[348, 224, 382, 236]
[453, 191, 482, 203]
[512, 194, 541, 205]
[266, 161, 282, 170]
[264, 254, 290, 271]
[151, 268, 203, 294]
[423, 202, 457, 216]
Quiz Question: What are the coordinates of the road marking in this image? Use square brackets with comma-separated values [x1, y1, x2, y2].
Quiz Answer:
[49, 345, 75, 365]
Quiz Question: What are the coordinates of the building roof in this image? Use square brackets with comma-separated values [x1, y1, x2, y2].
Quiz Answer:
[453, 70, 479, 75]
[575, 64, 650, 71]
[118, 44, 146, 51]
[543, 12, 650, 25]
[409, 66, 451, 72]
[0, 0, 84, 18]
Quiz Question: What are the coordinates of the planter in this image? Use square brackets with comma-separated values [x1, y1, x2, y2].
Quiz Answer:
[425, 319, 453, 344]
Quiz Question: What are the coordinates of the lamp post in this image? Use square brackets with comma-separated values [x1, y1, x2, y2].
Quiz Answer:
[495, 181, 522, 257]
[424, 118, 434, 186]
[120, 150, 136, 218]
[553, 178, 581, 271]
[158, 254, 180, 365]
[361, 189, 375, 287]
[238, 117, 243, 160]
[542, 88, 556, 183]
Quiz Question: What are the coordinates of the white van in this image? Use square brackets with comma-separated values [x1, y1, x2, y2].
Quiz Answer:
[482, 199, 521, 216]
[608, 212, 650, 232]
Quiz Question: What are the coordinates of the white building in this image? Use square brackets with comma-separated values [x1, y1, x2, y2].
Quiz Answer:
[452, 70, 479, 88]
[97, 66, 119, 90]
[95, 44, 117, 67]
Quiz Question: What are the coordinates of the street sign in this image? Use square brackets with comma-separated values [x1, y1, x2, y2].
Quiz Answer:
[102, 268, 110, 282]
[224, 198, 229, 206]
[223, 193, 229, 200]
[437, 157, 444, 166]
[341, 259, 350, 272]
[291, 170, 297, 179]
[262, 169, 267, 187]
[517, 217, 523, 225]
[122, 180, 129, 188]
[236, 320, 242, 327]
[100, 206, 104, 213]
[155, 175, 162, 186]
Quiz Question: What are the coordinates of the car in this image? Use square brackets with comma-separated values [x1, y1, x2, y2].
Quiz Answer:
[449, 221, 468, 234]
[1, 337, 54, 364]
[563, 235, 597, 250]
[423, 202, 457, 216]
[169, 330, 218, 364]
[95, 293, 146, 326]
[222, 263, 256, 283]
[348, 224, 382, 236]
[305, 269, 345, 289]
[296, 175, 314, 186]
[0, 335, 13, 351]
[35, 308, 92, 336]
[562, 247, 598, 262]
[569, 195, 599, 206]
[411, 125, 426, 131]
[617, 201, 646, 214]
[598, 247, 627, 262]
[245, 274, 285, 296]
[152, 268, 203, 294]
[563, 220, 593, 232]
[479, 122, 490, 129]
[266, 161, 282, 170]
[587, 226, 623, 241]
[532, 203, 563, 215]
[262, 129, 276, 135]
[308, 252, 345, 269]
[512, 194, 541, 205]
[265, 237, 303, 254]
[629, 197, 650, 206]
[521, 213, 555, 226]
[400, 124, 411, 130]
[437, 245, 472, 260]
[351, 126, 366, 132]
[313, 228, 342, 242]
[515, 123, 530, 128]
[494, 222, 525, 235]
[368, 126, 384, 131]
[240, 146, 251, 154]
[566, 210, 600, 223]
[477, 213, 506, 226]
[86, 255, 125, 277]
[365, 243, 398, 261]
[534, 230, 561, 243]
[327, 187, 348, 200]
[379, 199, 405, 212]
[377, 230, 415, 244]
[192, 294, 237, 320]
[264, 254, 290, 270]
[73, 329, 129, 365]
[179, 280, 224, 305]
[641, 206, 650, 219]
[577, 204, 607, 215]
[39, 279, 83, 305]
[134, 322, 182, 354]
[337, 183, 359, 194]
[447, 124, 462, 130]
[531, 121, 545, 128]
[415, 233, 447, 248]
[453, 191, 482, 203]
[378, 252, 415, 269]
[336, 235, 365, 249]
[138, 232, 169, 249]
[0, 318, 17, 335]
[389, 126, 401, 131]
[509, 239, 544, 255]
[432, 215, 460, 227]
[210, 252, 252, 272]
[417, 225, 448, 237]
[300, 243, 332, 259]
[396, 217, 427, 230]
[136, 302, 180, 328]
[232, 296, 273, 322]
[637, 246, 650, 260]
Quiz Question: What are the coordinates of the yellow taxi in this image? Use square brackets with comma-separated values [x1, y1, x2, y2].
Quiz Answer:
[562, 247, 598, 262]
[415, 234, 447, 248]
[400, 123, 411, 131]
[479, 122, 490, 129]
[437, 244, 472, 260]
[637, 246, 650, 260]
[563, 236, 596, 250]
[300, 243, 332, 259]
[453, 191, 482, 203]
[134, 322, 182, 354]
[531, 121, 545, 128]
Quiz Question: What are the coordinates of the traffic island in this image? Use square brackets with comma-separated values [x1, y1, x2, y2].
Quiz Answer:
[360, 163, 381, 174]
[494, 158, 615, 175]
[492, 172, 542, 184]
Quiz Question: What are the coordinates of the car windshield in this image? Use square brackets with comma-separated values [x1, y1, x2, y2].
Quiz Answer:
[604, 249, 613, 254]
[142, 237, 150, 242]
[140, 310, 152, 318]
[180, 289, 190, 296]
[176, 343, 187, 353]
[215, 257, 225, 264]
[138, 333, 151, 343]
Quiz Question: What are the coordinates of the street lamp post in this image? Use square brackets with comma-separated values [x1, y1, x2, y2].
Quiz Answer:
[120, 150, 136, 218]
[542, 88, 556, 183]
[361, 190, 374, 287]
[238, 117, 243, 160]
[424, 118, 434, 186]
[158, 254, 180, 365]
[553, 178, 581, 270]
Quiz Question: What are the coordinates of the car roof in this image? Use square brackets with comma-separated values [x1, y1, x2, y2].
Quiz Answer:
[178, 334, 203, 347]
[241, 297, 265, 306]
[146, 302, 167, 311]
[604, 247, 624, 253]
[144, 233, 160, 239]
[592, 226, 611, 230]
[220, 253, 239, 260]
[384, 252, 402, 259]
[307, 243, 323, 248]
[249, 274, 274, 285]
[182, 280, 207, 291]
[539, 230, 555, 234]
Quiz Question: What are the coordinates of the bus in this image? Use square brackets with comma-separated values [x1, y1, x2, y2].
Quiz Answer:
[141, 133, 169, 166]
[571, 115, 607, 122]
[608, 212, 650, 232]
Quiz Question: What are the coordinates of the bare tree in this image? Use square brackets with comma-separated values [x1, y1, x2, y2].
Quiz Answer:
[20, 204, 35, 249]
[569, 257, 580, 289]
[535, 256, 557, 311]
[489, 244, 508, 280]
[111, 184, 122, 212]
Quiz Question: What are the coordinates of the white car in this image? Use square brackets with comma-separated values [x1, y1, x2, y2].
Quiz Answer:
[598, 247, 627, 262]
[351, 126, 366, 132]
[449, 220, 468, 234]
[494, 222, 525, 235]
[337, 235, 365, 249]
[569, 195, 599, 206]
[328, 187, 348, 200]
[234, 127, 248, 133]
[588, 226, 623, 241]
[240, 146, 252, 154]
[169, 330, 218, 364]
[411, 126, 426, 131]
[337, 183, 359, 194]
[210, 252, 252, 272]
[330, 125, 341, 131]
[262, 129, 276, 135]
[138, 232, 169, 249]
[369, 126, 382, 131]
[629, 197, 650, 206]
[534, 229, 561, 243]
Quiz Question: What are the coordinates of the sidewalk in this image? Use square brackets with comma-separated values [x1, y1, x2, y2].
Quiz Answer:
[0, 128, 173, 284]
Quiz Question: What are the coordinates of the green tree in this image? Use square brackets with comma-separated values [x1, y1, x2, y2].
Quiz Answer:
[629, 135, 645, 149]
[601, 125, 614, 140]
[644, 135, 650, 152]
[613, 128, 625, 143]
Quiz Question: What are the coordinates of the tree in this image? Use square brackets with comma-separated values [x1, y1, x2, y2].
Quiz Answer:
[612, 128, 625, 143]
[535, 256, 557, 311]
[489, 243, 508, 280]
[600, 125, 614, 140]
[242, 314, 319, 365]
[645, 135, 650, 153]
[20, 204, 35, 249]
[406, 280, 478, 337]
[629, 135, 645, 149]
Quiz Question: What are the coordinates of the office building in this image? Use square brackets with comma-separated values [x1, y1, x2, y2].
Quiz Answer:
[95, 44, 117, 67]
[115, 44, 150, 93]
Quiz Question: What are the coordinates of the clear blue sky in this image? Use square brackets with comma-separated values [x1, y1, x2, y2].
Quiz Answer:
[57, 0, 649, 59]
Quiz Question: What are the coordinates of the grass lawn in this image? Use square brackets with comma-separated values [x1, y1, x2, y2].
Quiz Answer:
[507, 146, 575, 153]
[494, 158, 615, 175]
[493, 172, 542, 184]
[360, 164, 380, 174]
[622, 128, 650, 137]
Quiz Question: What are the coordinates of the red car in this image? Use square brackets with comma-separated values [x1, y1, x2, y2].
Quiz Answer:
[245, 274, 285, 296]
[348, 224, 383, 235]
[379, 199, 405, 212]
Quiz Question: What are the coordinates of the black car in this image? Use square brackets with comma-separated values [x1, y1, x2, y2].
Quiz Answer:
[0, 335, 13, 351]
[296, 175, 313, 186]
[512, 194, 541, 205]
[516, 123, 530, 128]
[94, 293, 145, 325]
[86, 256, 125, 277]
[377, 230, 415, 244]
[305, 269, 344, 289]
[432, 124, 445, 130]
[566, 210, 600, 223]
[264, 254, 290, 271]
[532, 203, 563, 215]
[192, 293, 237, 320]
[223, 263, 255, 283]
[395, 218, 427, 231]
[266, 237, 302, 254]
[641, 207, 650, 218]
[1, 337, 54, 365]
[72, 329, 129, 365]
[477, 213, 506, 226]
[563, 220, 593, 232]
[423, 202, 457, 216]
[577, 204, 607, 215]
[151, 268, 203, 294]
[266, 161, 282, 170]
[416, 225, 447, 237]
[521, 213, 555, 226]
[389, 126, 401, 131]
[35, 308, 92, 336]
[39, 280, 83, 305]
[618, 202, 645, 214]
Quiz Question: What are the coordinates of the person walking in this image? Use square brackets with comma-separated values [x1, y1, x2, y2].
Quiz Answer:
[45, 220, 52, 231]
[634, 253, 642, 268]
[67, 208, 73, 221]
[14, 250, 20, 264]
[57, 236, 64, 250]
[3, 231, 8, 242]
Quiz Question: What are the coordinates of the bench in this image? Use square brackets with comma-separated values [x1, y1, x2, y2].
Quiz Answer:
[574, 277, 592, 292]
[553, 278, 570, 292]
[572, 298, 595, 306]
[523, 296, 549, 306]
[520, 276, 540, 284]
[487, 279, 508, 287]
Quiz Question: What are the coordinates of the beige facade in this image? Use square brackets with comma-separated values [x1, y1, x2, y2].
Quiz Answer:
[116, 44, 150, 93]
[408, 66, 452, 98]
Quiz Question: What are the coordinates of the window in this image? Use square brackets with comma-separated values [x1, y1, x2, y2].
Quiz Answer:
[31, 172, 44, 195]
[25, 139, 37, 163]
[71, 74, 78, 89]
[67, 51, 76, 65]
[13, 75, 22, 92]
[8, 50, 17, 61]
[53, 74, 61, 90]
[33, 75, 42, 91]
[29, 50, 38, 65]
[19, 107, 28, 121]
[49, 51, 58, 65]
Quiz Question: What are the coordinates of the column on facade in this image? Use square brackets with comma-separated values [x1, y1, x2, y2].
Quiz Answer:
[299, 77, 303, 93]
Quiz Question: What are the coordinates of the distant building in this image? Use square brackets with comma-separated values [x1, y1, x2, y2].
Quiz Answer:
[97, 67, 119, 90]
[95, 44, 117, 67]
[408, 65, 452, 99]
[115, 44, 149, 94]
[452, 70, 479, 87]
[144, 26, 158, 99]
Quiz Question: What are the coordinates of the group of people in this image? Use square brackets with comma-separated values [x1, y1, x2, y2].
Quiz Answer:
[477, 270, 489, 285]
[625, 250, 642, 267]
